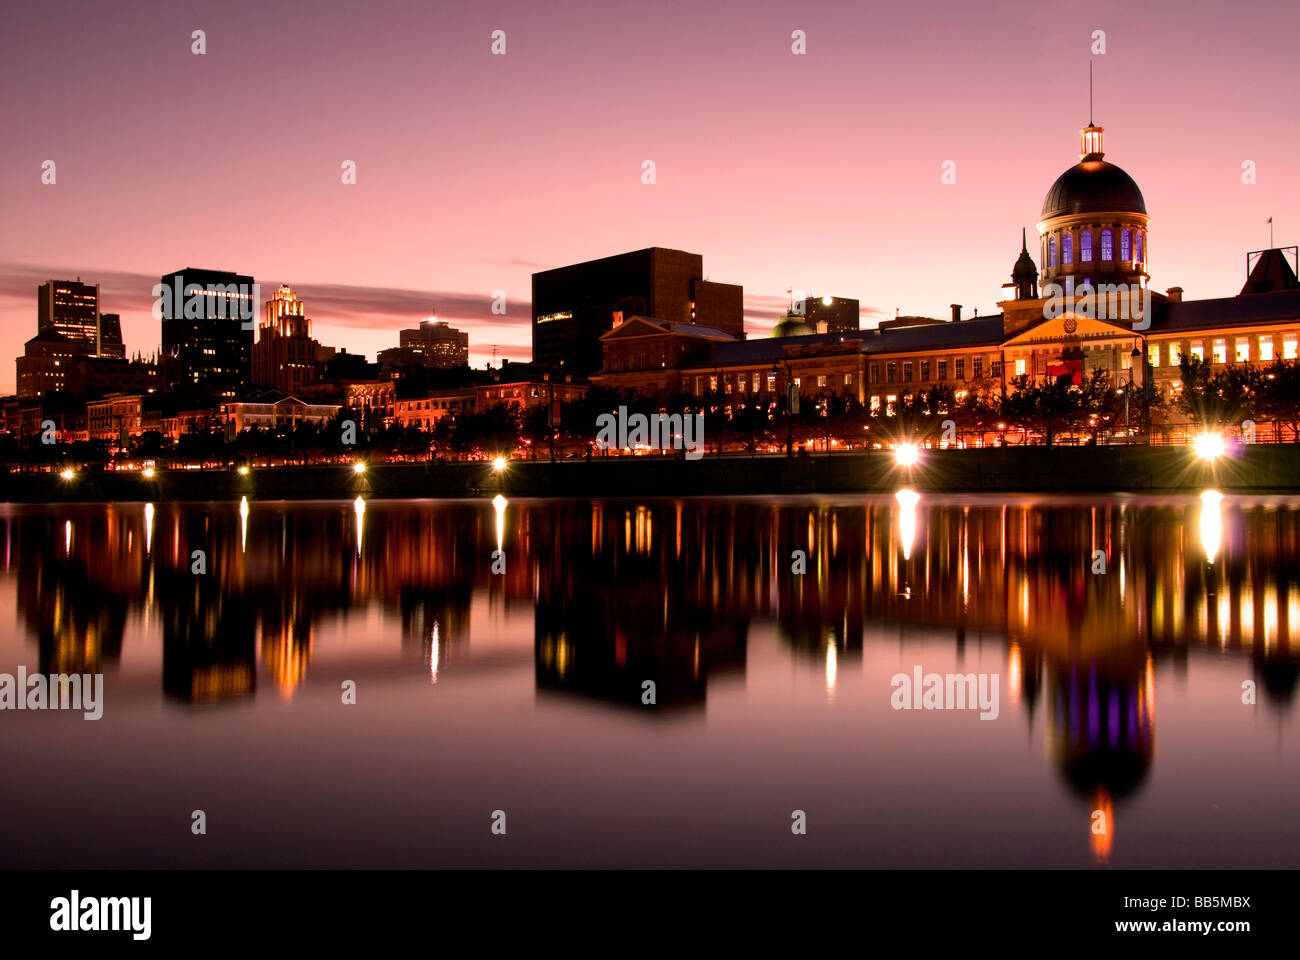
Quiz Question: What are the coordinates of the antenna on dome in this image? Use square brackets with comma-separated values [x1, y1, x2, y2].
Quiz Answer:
[1089, 60, 1094, 126]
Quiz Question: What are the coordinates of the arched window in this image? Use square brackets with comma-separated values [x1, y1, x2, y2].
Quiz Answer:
[1049, 236, 1057, 266]
[1101, 229, 1113, 261]
[1120, 229, 1131, 261]
[1081, 230, 1093, 263]
[1063, 234, 1073, 264]
[1135, 231, 1144, 263]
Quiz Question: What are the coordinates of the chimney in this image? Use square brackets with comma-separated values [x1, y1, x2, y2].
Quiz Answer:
[950, 304, 962, 323]
[1165, 287, 1183, 302]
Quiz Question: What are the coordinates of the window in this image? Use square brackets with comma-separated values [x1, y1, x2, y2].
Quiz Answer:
[937, 360, 948, 380]
[870, 396, 881, 414]
[903, 362, 913, 382]
[709, 375, 718, 391]
[1190, 341, 1204, 361]
[1135, 232, 1144, 263]
[955, 358, 966, 379]
[1213, 339, 1227, 365]
[1101, 229, 1113, 261]
[1015, 357, 1027, 376]
[1171, 342, 1183, 365]
[843, 373, 852, 387]
[887, 363, 897, 383]
[1235, 338, 1249, 363]
[816, 375, 826, 388]
[870, 364, 880, 384]
[1049, 237, 1057, 267]
[1063, 234, 1073, 264]
[737, 375, 746, 392]
[1259, 336, 1274, 361]
[1148, 344, 1161, 367]
[1286, 334, 1298, 360]
[886, 395, 897, 416]
[1081, 231, 1093, 263]
[1121, 230, 1131, 261]
[752, 372, 760, 391]
[920, 360, 930, 381]
[991, 360, 1002, 378]
[973, 357, 983, 379]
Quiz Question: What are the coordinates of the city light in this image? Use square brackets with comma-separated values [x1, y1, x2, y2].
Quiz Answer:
[238, 465, 250, 476]
[142, 466, 155, 478]
[352, 461, 367, 474]
[492, 456, 507, 473]
[1193, 432, 1227, 461]
[59, 468, 75, 481]
[822, 295, 833, 306]
[894, 442, 921, 467]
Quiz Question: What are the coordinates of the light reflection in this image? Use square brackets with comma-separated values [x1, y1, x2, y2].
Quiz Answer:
[64, 519, 71, 553]
[1199, 490, 1224, 564]
[354, 496, 365, 555]
[429, 620, 440, 684]
[239, 496, 249, 553]
[825, 639, 838, 697]
[493, 494, 507, 554]
[1007, 641, 1023, 703]
[145, 503, 154, 555]
[896, 489, 919, 561]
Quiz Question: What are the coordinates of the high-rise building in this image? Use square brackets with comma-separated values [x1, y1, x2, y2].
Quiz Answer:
[252, 285, 322, 395]
[15, 329, 87, 399]
[159, 268, 256, 397]
[97, 313, 126, 358]
[37, 280, 104, 353]
[531, 248, 744, 375]
[396, 318, 469, 367]
[795, 296, 861, 333]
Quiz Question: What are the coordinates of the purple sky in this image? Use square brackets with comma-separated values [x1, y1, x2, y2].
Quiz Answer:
[2, 0, 1297, 392]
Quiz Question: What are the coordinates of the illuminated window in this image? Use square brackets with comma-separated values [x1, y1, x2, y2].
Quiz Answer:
[1015, 357, 1026, 376]
[737, 375, 745, 392]
[1135, 232, 1144, 263]
[1063, 234, 1073, 264]
[1259, 336, 1273, 361]
[843, 373, 852, 387]
[1171, 342, 1183, 365]
[767, 373, 776, 392]
[1148, 344, 1161, 367]
[1285, 334, 1298, 360]
[1081, 231, 1092, 263]
[816, 375, 826, 388]
[886, 395, 897, 416]
[1101, 229, 1113, 261]
[1212, 339, 1227, 364]
[1120, 230, 1131, 261]
[1190, 341, 1204, 361]
[920, 360, 930, 380]
[752, 372, 760, 391]
[709, 375, 718, 391]
[725, 379, 732, 394]
[1049, 237, 1057, 266]
[870, 396, 881, 414]
[1235, 338, 1249, 363]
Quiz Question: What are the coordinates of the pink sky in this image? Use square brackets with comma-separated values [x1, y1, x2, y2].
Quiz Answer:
[2, 0, 1296, 393]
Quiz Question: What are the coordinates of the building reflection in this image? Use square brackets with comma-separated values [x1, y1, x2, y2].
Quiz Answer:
[4, 495, 1298, 800]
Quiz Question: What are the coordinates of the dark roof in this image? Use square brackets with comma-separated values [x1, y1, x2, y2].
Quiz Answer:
[1240, 249, 1300, 295]
[1042, 160, 1146, 218]
[1154, 288, 1300, 333]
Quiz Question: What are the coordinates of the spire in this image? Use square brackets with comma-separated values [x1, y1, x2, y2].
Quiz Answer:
[1021, 227, 1028, 255]
[1080, 62, 1104, 160]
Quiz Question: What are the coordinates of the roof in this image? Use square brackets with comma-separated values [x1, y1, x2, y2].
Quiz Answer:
[1240, 249, 1300, 295]
[1153, 288, 1300, 334]
[1041, 160, 1146, 219]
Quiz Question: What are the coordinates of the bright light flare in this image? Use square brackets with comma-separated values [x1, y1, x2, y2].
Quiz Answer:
[238, 465, 250, 476]
[492, 456, 507, 473]
[142, 467, 155, 479]
[59, 468, 75, 481]
[894, 442, 921, 467]
[352, 461, 366, 474]
[1193, 432, 1226, 461]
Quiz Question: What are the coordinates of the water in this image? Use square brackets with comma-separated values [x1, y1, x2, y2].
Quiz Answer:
[0, 494, 1296, 868]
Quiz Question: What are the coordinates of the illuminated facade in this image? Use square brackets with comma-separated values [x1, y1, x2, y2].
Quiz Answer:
[252, 285, 323, 394]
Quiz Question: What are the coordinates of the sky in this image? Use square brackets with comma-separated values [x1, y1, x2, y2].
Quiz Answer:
[1, 0, 1297, 393]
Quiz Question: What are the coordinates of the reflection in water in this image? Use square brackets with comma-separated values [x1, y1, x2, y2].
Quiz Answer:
[2, 495, 1298, 864]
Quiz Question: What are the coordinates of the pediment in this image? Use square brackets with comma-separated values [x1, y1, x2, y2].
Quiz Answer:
[1003, 312, 1138, 347]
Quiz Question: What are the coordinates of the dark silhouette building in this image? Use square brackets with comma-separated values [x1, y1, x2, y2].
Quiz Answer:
[159, 267, 256, 397]
[531, 247, 743, 375]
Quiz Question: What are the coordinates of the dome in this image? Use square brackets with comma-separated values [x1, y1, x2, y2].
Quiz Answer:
[769, 314, 814, 338]
[1041, 160, 1146, 219]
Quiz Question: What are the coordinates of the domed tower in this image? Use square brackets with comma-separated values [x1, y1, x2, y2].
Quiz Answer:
[1037, 121, 1149, 295]
[1011, 227, 1039, 300]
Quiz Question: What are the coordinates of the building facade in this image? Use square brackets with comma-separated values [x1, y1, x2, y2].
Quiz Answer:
[159, 267, 256, 397]
[252, 285, 323, 394]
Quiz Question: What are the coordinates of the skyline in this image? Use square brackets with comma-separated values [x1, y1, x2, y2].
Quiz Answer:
[3, 0, 1298, 394]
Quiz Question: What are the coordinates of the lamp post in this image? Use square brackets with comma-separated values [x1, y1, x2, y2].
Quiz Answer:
[772, 360, 794, 457]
